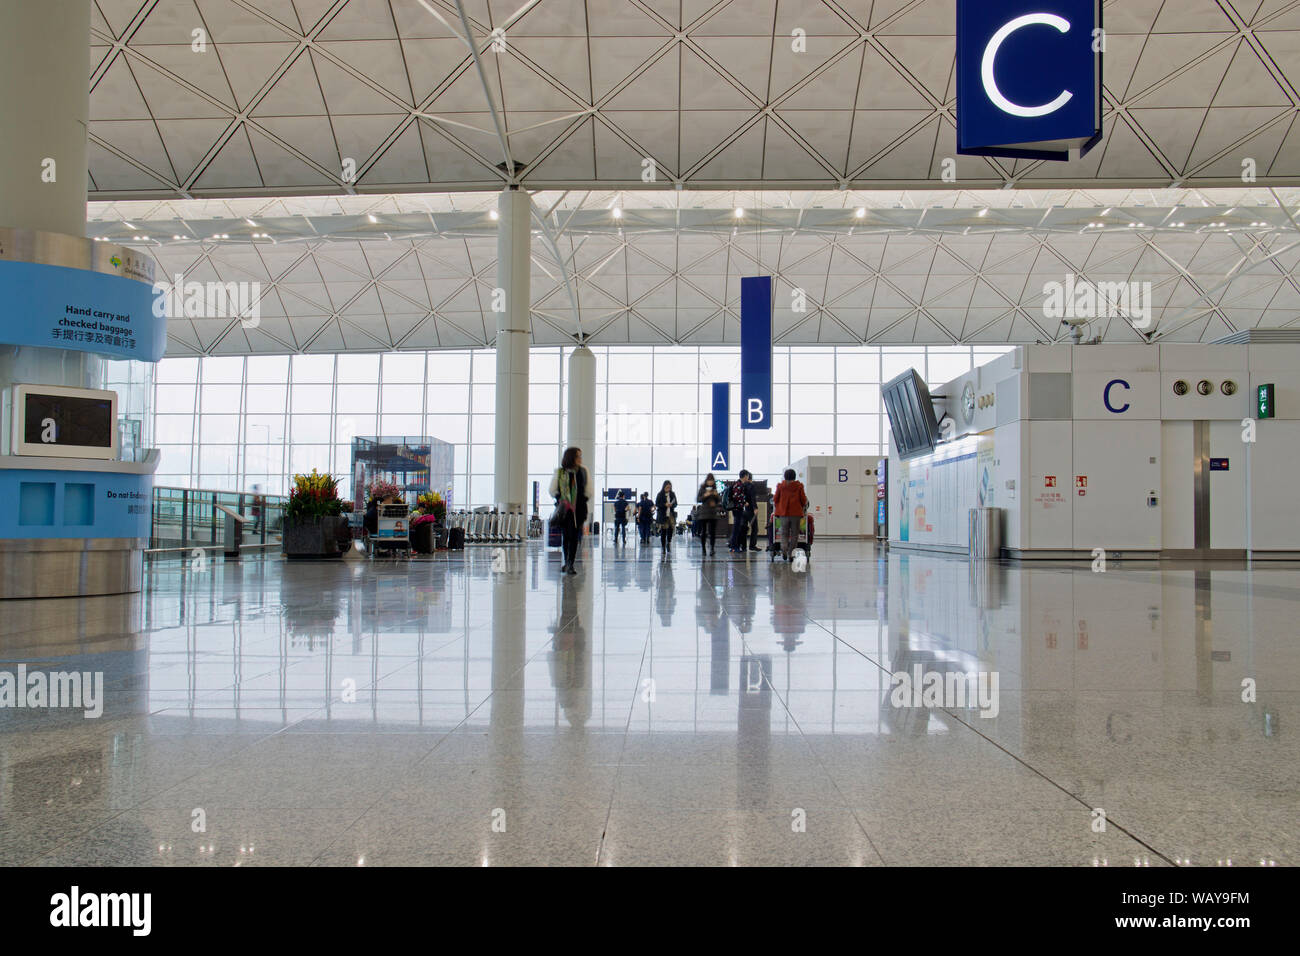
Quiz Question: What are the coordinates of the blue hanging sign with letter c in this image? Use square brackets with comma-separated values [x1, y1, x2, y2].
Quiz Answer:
[956, 0, 1103, 161]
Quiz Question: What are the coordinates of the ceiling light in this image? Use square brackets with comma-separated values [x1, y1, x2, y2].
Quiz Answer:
[367, 213, 378, 223]
[855, 207, 866, 218]
[122, 222, 136, 230]
[734, 207, 745, 218]
[246, 218, 257, 227]
[978, 208, 988, 217]
[612, 207, 622, 219]
[488, 209, 499, 221]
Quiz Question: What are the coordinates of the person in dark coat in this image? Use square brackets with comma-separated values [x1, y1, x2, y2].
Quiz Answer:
[655, 481, 678, 556]
[612, 490, 629, 544]
[636, 492, 655, 545]
[695, 473, 722, 557]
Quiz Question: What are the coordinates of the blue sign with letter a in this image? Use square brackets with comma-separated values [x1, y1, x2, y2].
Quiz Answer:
[740, 276, 772, 430]
[711, 382, 730, 471]
[956, 0, 1102, 161]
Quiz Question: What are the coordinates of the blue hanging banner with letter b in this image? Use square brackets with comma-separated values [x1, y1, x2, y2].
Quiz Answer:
[740, 276, 772, 430]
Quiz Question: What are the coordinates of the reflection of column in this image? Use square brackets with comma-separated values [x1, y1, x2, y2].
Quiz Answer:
[494, 188, 531, 514]
[490, 561, 526, 789]
[737, 654, 772, 806]
[567, 346, 597, 529]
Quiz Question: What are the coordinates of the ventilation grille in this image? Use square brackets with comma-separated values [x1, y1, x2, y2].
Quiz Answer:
[809, 466, 828, 485]
[1209, 330, 1300, 345]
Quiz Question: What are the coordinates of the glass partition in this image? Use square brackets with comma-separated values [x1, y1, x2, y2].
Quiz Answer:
[149, 485, 286, 551]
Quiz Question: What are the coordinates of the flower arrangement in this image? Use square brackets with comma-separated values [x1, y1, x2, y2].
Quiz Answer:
[340, 500, 354, 513]
[367, 478, 401, 503]
[415, 491, 446, 522]
[286, 469, 343, 521]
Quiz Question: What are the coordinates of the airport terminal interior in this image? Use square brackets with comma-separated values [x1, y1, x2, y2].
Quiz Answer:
[2, 0, 1300, 867]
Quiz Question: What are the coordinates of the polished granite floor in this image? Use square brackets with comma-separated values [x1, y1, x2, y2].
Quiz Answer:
[1, 536, 1296, 866]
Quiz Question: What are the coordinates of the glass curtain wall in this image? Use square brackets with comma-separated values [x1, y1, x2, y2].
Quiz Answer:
[152, 346, 1013, 507]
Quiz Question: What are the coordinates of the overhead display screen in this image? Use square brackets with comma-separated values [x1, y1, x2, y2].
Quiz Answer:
[882, 369, 944, 461]
[11, 385, 118, 459]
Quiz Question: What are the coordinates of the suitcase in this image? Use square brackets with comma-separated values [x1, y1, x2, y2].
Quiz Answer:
[547, 520, 562, 548]
[448, 526, 466, 550]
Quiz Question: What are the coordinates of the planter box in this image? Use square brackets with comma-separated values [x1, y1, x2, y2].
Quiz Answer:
[282, 515, 349, 558]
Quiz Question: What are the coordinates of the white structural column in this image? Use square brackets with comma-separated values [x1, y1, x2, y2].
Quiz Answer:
[567, 345, 597, 527]
[0, 0, 90, 235]
[493, 189, 531, 514]
[0, 0, 98, 391]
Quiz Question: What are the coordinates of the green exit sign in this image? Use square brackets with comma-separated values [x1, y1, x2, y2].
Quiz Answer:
[1258, 383, 1275, 419]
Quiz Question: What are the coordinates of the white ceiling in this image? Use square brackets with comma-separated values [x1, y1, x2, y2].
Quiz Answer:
[91, 187, 1300, 353]
[88, 0, 1300, 197]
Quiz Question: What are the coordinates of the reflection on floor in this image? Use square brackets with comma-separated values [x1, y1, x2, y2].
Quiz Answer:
[1, 538, 1296, 866]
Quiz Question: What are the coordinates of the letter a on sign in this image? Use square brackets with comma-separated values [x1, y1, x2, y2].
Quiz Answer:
[740, 276, 773, 430]
[955, 0, 1103, 161]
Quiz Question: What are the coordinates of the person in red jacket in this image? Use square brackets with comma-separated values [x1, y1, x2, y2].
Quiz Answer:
[773, 468, 809, 561]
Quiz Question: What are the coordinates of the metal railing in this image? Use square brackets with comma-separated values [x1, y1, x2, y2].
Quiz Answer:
[150, 485, 287, 553]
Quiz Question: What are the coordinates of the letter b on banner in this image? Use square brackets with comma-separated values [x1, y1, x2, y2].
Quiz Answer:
[838, 469, 848, 483]
[748, 398, 763, 423]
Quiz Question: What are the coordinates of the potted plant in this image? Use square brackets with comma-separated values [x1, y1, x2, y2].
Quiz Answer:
[367, 478, 401, 503]
[283, 469, 348, 558]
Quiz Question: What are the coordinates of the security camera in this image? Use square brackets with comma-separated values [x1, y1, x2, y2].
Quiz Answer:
[1060, 317, 1089, 328]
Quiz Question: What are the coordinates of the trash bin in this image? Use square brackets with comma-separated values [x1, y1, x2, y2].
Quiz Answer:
[969, 507, 1003, 559]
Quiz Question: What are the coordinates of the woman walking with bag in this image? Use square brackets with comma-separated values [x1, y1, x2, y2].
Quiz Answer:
[695, 473, 722, 557]
[655, 480, 678, 557]
[549, 447, 590, 574]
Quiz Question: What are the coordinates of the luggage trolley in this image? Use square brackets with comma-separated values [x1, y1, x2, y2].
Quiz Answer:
[372, 503, 412, 558]
[770, 513, 814, 563]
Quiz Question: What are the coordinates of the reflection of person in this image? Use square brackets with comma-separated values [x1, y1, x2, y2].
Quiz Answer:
[549, 576, 591, 728]
[549, 447, 591, 575]
[655, 559, 676, 626]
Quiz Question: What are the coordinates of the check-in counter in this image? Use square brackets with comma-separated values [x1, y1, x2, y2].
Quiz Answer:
[0, 449, 159, 598]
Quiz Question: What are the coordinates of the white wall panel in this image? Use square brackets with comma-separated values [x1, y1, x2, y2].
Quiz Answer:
[1071, 421, 1161, 550]
[1249, 420, 1300, 550]
[1026, 420, 1072, 549]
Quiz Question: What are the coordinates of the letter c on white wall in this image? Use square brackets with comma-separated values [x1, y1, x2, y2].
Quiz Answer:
[982, 13, 1074, 118]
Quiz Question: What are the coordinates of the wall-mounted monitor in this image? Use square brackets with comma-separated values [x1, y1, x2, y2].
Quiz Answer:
[881, 369, 943, 461]
[9, 384, 119, 460]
